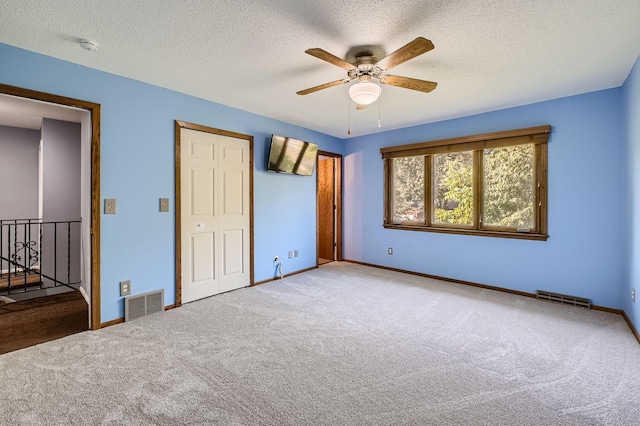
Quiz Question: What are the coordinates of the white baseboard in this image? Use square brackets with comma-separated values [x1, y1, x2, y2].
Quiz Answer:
[79, 285, 90, 304]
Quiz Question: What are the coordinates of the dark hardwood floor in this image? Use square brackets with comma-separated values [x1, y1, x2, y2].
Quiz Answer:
[0, 291, 88, 355]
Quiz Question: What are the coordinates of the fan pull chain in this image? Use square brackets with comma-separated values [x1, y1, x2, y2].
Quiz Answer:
[347, 98, 351, 135]
[378, 98, 381, 128]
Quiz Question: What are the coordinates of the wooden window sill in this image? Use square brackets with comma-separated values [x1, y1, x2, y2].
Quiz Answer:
[383, 223, 548, 241]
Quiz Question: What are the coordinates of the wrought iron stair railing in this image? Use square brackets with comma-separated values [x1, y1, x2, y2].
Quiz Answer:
[0, 219, 82, 295]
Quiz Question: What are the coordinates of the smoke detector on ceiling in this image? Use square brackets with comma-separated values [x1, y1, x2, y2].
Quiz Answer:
[79, 40, 97, 52]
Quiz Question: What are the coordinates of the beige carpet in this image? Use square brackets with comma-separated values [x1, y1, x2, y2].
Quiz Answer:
[1, 262, 639, 425]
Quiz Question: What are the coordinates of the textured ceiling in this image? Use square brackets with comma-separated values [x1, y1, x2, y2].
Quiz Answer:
[0, 0, 639, 138]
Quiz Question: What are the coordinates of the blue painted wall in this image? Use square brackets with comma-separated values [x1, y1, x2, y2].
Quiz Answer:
[343, 89, 626, 309]
[0, 43, 343, 322]
[623, 56, 640, 331]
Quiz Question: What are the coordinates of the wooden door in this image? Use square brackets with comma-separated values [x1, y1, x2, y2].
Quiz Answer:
[318, 157, 335, 261]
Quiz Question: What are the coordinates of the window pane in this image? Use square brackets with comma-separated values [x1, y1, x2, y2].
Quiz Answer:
[433, 152, 473, 225]
[392, 156, 424, 223]
[483, 144, 534, 228]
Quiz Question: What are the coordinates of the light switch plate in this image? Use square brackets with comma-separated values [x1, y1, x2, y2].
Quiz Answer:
[160, 198, 170, 212]
[104, 199, 116, 214]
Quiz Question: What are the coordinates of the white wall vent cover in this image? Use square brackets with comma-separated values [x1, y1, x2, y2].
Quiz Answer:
[125, 289, 164, 321]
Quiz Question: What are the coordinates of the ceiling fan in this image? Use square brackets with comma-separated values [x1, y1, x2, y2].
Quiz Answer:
[297, 37, 437, 108]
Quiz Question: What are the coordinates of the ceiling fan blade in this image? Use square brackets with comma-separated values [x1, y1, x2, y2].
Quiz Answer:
[380, 75, 437, 93]
[297, 79, 350, 95]
[377, 37, 434, 70]
[305, 48, 355, 70]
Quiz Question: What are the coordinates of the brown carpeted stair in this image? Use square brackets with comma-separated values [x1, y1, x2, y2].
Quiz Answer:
[0, 291, 88, 354]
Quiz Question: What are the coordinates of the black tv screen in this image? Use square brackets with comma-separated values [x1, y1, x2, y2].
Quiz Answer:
[267, 135, 318, 176]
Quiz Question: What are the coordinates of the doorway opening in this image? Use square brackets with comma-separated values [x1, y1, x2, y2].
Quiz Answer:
[317, 151, 342, 266]
[0, 83, 101, 336]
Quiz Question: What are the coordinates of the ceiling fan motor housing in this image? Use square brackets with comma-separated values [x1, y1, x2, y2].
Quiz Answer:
[348, 54, 383, 80]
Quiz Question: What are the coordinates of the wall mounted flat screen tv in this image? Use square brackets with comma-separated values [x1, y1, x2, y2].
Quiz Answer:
[267, 135, 318, 176]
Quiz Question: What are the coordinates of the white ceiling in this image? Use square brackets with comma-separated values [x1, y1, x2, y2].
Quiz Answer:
[0, 0, 639, 138]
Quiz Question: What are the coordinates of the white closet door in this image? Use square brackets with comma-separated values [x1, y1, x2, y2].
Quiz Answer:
[217, 135, 250, 293]
[181, 129, 249, 303]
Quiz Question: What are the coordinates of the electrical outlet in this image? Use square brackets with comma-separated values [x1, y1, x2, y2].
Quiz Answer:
[288, 251, 293, 259]
[388, 247, 393, 255]
[273, 256, 279, 263]
[632, 288, 636, 303]
[294, 249, 298, 257]
[120, 280, 131, 297]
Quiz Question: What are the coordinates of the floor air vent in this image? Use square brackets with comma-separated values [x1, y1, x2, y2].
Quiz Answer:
[125, 290, 164, 321]
[536, 290, 591, 309]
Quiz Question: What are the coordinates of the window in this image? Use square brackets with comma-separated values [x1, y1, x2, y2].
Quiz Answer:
[391, 156, 424, 223]
[382, 126, 550, 240]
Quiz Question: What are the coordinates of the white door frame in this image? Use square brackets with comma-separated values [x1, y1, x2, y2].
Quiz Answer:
[174, 120, 254, 306]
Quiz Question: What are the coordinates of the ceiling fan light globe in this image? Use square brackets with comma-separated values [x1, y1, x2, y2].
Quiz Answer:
[349, 82, 381, 105]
